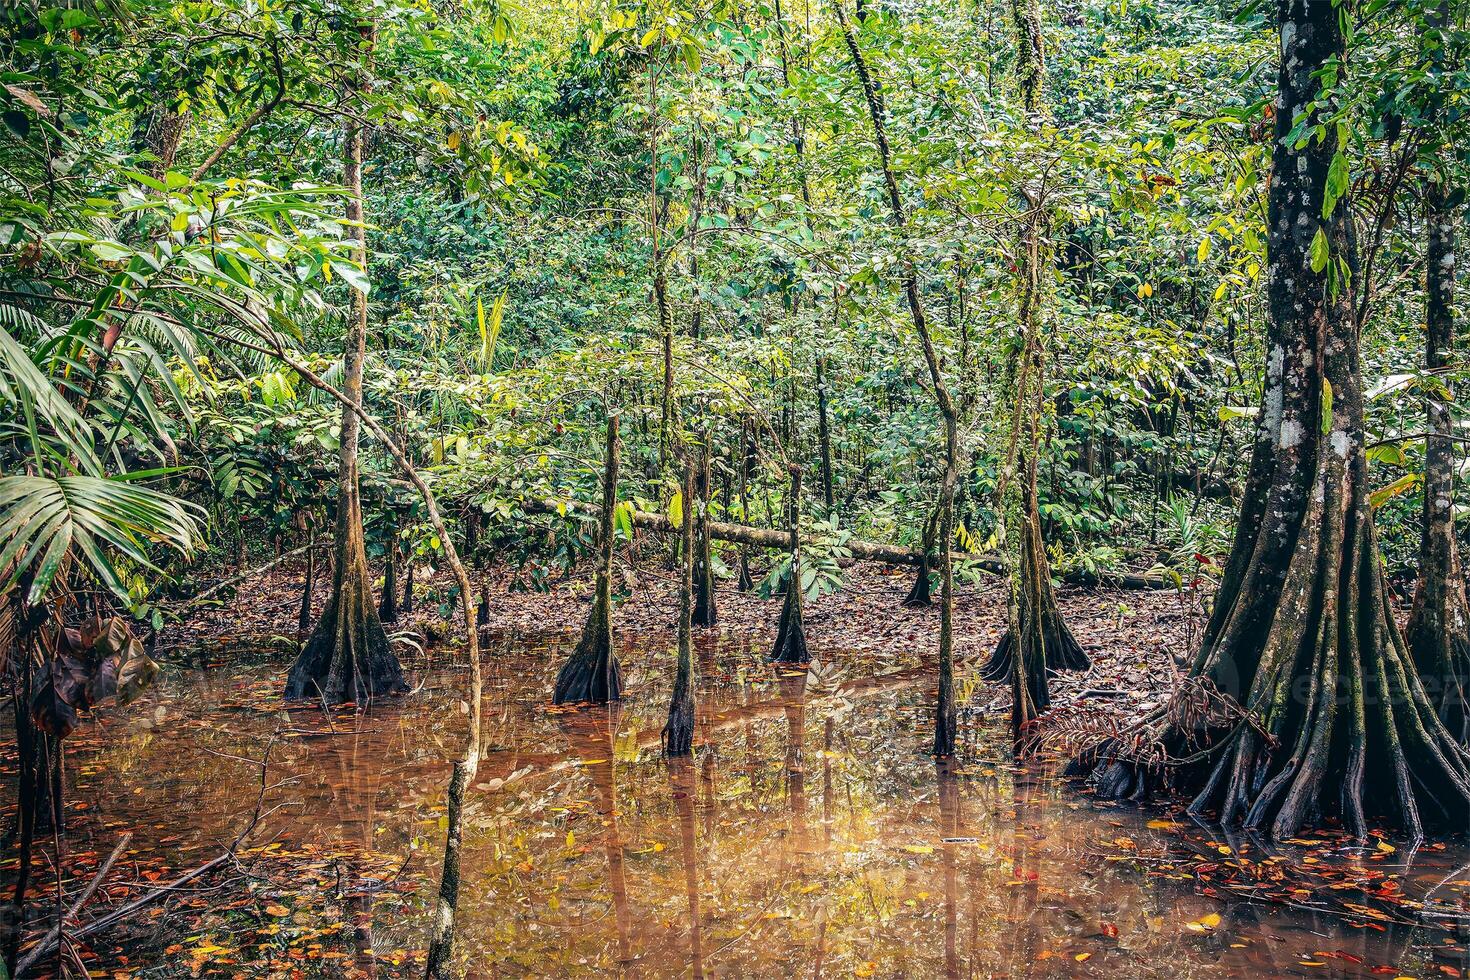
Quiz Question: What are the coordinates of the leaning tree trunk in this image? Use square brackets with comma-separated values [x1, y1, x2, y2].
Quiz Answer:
[770, 465, 810, 665]
[553, 415, 625, 704]
[1404, 176, 1469, 743]
[1081, 0, 1470, 841]
[692, 438, 718, 627]
[664, 455, 698, 755]
[285, 32, 404, 703]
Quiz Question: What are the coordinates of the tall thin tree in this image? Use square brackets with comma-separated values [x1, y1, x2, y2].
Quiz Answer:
[836, 0, 958, 754]
[285, 20, 405, 703]
[981, 0, 1088, 739]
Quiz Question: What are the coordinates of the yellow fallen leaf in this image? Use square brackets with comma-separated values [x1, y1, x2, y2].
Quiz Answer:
[1075, 952, 1092, 962]
[1185, 912, 1222, 932]
[1376, 840, 1396, 854]
[903, 845, 935, 855]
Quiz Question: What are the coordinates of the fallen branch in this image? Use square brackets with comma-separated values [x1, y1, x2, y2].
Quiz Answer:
[164, 542, 320, 610]
[15, 833, 130, 974]
[525, 498, 1175, 590]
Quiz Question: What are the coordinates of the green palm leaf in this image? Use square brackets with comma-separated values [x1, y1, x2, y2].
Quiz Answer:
[0, 475, 204, 603]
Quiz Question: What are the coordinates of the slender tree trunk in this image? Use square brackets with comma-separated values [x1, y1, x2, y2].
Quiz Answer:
[737, 421, 755, 591]
[298, 527, 316, 637]
[286, 22, 404, 703]
[402, 554, 414, 614]
[664, 455, 698, 755]
[1081, 0, 1470, 841]
[836, 2, 959, 754]
[553, 414, 625, 704]
[987, 0, 1087, 737]
[379, 513, 399, 625]
[692, 436, 718, 627]
[816, 354, 835, 511]
[1406, 177, 1470, 745]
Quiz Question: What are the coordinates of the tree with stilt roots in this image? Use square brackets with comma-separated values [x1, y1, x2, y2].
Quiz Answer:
[1075, 0, 1470, 840]
[982, 0, 1087, 732]
[769, 464, 810, 666]
[664, 453, 698, 755]
[285, 28, 404, 703]
[553, 414, 625, 705]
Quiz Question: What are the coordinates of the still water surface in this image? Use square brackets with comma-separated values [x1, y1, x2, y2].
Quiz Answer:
[52, 637, 1470, 977]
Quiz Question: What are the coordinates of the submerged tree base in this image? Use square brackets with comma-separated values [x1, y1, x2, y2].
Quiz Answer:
[552, 575, 623, 705]
[769, 581, 810, 665]
[980, 616, 1088, 683]
[285, 586, 406, 703]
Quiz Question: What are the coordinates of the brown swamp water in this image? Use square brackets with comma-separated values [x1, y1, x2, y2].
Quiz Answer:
[26, 635, 1470, 978]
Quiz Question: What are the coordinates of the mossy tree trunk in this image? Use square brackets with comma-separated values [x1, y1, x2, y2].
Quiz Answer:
[988, 0, 1086, 743]
[664, 455, 698, 755]
[770, 465, 810, 666]
[285, 24, 404, 704]
[1083, 0, 1470, 840]
[554, 414, 625, 704]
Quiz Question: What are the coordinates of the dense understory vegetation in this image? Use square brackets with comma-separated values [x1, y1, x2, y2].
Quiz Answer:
[2, 0, 1469, 973]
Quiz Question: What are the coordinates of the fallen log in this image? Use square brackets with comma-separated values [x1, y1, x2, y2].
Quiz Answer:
[524, 498, 1175, 590]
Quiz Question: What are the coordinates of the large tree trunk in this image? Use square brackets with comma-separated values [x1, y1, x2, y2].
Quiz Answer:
[285, 27, 404, 703]
[1082, 0, 1470, 840]
[1405, 178, 1470, 745]
[553, 415, 625, 704]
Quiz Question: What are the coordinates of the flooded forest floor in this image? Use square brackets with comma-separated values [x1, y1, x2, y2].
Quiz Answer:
[4, 558, 1469, 978]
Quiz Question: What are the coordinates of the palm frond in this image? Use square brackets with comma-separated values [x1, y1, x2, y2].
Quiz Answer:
[0, 475, 204, 603]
